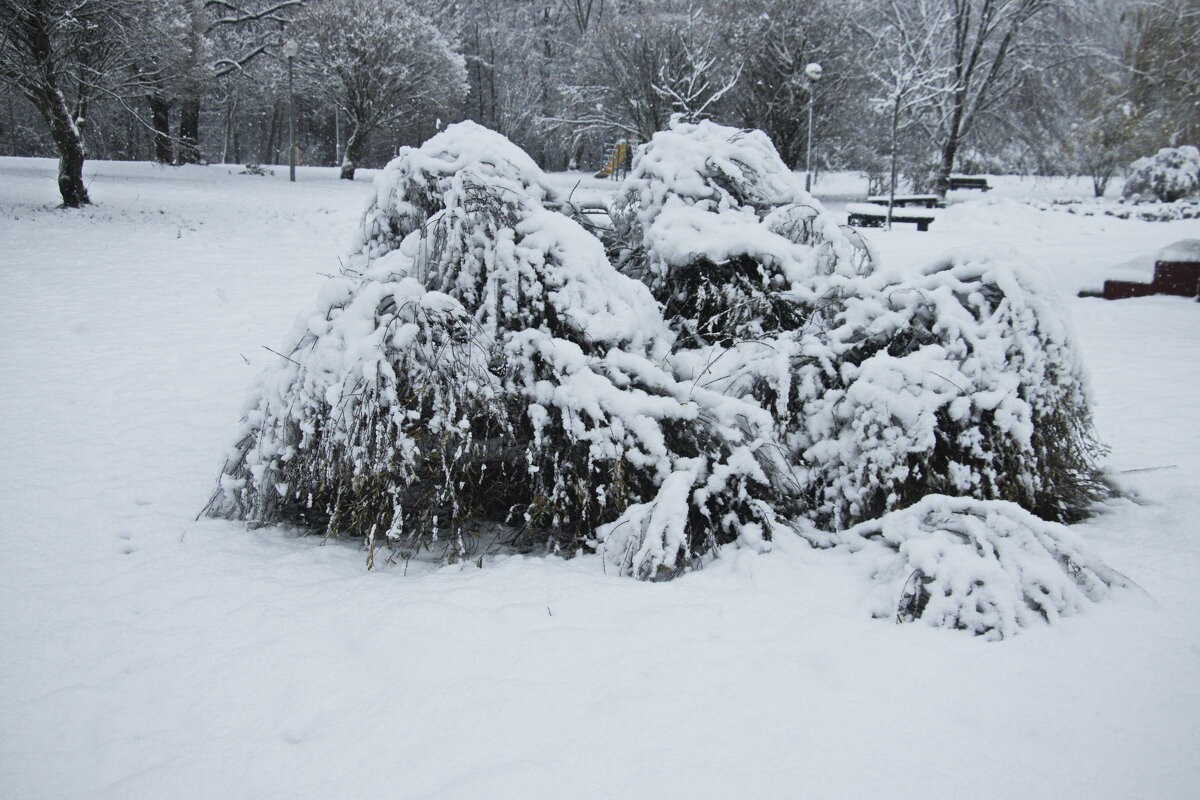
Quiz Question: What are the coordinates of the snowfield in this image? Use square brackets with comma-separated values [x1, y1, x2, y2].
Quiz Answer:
[2, 157, 1199, 799]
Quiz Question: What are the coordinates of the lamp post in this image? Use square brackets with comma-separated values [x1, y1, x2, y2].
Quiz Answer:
[283, 39, 299, 182]
[804, 61, 823, 193]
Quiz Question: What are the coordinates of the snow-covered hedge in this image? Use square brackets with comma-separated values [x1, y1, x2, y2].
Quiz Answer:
[211, 120, 1118, 633]
[1039, 197, 1200, 221]
[608, 120, 872, 346]
[611, 121, 1106, 531]
[846, 495, 1124, 639]
[210, 122, 783, 577]
[1122, 145, 1200, 203]
[786, 252, 1108, 530]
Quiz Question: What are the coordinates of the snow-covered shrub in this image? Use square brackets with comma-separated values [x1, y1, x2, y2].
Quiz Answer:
[608, 119, 872, 347]
[611, 122, 1106, 531]
[1122, 145, 1200, 202]
[354, 121, 561, 261]
[846, 495, 1124, 639]
[210, 122, 782, 577]
[787, 251, 1108, 530]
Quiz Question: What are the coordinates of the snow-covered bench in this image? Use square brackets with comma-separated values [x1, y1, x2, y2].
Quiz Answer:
[846, 203, 936, 232]
[948, 176, 991, 191]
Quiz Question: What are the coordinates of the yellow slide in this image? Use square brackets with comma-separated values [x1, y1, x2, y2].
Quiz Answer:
[594, 140, 631, 179]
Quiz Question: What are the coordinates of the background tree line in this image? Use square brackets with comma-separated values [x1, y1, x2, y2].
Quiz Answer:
[2, 0, 1196, 206]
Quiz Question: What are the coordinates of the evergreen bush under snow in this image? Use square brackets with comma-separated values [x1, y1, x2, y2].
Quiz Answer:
[210, 119, 1121, 635]
[210, 122, 781, 578]
[608, 121, 1107, 531]
[845, 495, 1124, 640]
[1122, 145, 1200, 203]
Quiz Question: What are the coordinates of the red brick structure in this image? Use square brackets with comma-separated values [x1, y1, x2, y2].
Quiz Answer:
[1103, 240, 1200, 300]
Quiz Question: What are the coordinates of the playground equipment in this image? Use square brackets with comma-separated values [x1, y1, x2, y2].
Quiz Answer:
[594, 139, 634, 180]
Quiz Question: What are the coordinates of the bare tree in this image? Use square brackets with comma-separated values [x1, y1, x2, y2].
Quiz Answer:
[1125, 0, 1200, 148]
[294, 0, 466, 179]
[860, 0, 953, 223]
[925, 0, 1059, 194]
[0, 0, 145, 205]
[173, 0, 305, 163]
[549, 6, 739, 143]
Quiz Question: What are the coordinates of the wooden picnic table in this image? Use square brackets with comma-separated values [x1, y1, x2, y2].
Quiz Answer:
[865, 194, 941, 208]
[846, 202, 936, 232]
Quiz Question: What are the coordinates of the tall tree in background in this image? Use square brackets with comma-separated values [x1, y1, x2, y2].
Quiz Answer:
[0, 0, 144, 205]
[295, 0, 466, 179]
[861, 0, 952, 222]
[726, 0, 868, 168]
[173, 0, 304, 163]
[927, 0, 1058, 194]
[1125, 0, 1200, 149]
[552, 5, 739, 143]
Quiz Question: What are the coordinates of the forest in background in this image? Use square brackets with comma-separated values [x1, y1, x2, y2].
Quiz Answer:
[2, 0, 1197, 204]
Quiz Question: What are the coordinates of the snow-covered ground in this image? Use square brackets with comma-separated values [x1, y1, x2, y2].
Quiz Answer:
[2, 157, 1198, 800]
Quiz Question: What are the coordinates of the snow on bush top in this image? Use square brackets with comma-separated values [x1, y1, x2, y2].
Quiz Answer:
[610, 119, 870, 345]
[356, 120, 561, 260]
[620, 120, 812, 214]
[1123, 145, 1200, 203]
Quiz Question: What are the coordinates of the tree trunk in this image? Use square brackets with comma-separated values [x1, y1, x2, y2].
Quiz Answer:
[31, 89, 91, 207]
[148, 95, 172, 163]
[262, 100, 281, 164]
[221, 95, 239, 165]
[177, 92, 201, 164]
[934, 129, 960, 198]
[340, 127, 366, 180]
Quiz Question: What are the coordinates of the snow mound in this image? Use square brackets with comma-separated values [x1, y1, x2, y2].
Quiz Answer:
[847, 495, 1125, 639]
[1159, 239, 1200, 263]
[610, 118, 870, 345]
[356, 120, 561, 260]
[210, 124, 782, 576]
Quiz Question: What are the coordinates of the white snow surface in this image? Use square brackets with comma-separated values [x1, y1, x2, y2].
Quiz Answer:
[3, 157, 1200, 799]
[1159, 238, 1200, 263]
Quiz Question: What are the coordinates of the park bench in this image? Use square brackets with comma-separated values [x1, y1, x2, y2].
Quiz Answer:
[1102, 239, 1200, 300]
[948, 176, 991, 191]
[846, 202, 936, 232]
[865, 193, 941, 208]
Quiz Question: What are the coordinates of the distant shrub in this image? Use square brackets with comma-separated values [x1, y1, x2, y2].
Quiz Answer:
[239, 164, 274, 176]
[1123, 145, 1200, 202]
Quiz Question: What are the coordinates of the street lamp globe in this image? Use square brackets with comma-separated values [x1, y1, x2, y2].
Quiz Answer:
[282, 39, 299, 59]
[805, 62, 823, 82]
